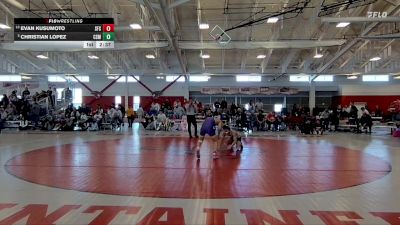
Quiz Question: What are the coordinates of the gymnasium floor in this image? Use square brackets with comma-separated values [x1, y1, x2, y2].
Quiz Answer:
[0, 126, 399, 225]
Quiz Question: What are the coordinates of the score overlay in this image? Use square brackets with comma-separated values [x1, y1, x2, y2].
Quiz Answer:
[14, 18, 115, 49]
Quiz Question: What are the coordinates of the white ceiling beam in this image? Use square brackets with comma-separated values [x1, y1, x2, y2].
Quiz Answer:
[178, 40, 346, 49]
[322, 17, 400, 23]
[0, 42, 168, 51]
[0, 1, 17, 17]
[4, 0, 26, 10]
[169, 0, 193, 9]
[130, 0, 160, 9]
[281, 50, 297, 73]
[0, 40, 345, 51]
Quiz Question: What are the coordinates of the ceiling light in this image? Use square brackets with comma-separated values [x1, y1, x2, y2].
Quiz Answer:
[314, 53, 323, 58]
[336, 22, 350, 28]
[21, 76, 32, 80]
[267, 17, 279, 23]
[394, 76, 400, 79]
[199, 23, 209, 29]
[370, 57, 381, 61]
[88, 55, 99, 59]
[107, 76, 117, 79]
[130, 23, 142, 29]
[156, 76, 164, 79]
[145, 54, 155, 59]
[0, 23, 11, 29]
[201, 54, 210, 59]
[347, 75, 358, 80]
[36, 55, 48, 59]
[257, 55, 266, 59]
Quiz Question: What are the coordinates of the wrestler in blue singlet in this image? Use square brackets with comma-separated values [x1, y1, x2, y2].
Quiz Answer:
[200, 117, 217, 137]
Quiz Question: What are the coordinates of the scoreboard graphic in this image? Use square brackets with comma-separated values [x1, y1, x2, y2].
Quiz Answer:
[14, 18, 114, 49]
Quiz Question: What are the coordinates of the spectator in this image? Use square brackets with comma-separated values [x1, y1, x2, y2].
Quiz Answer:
[30, 101, 41, 127]
[162, 99, 172, 112]
[9, 91, 18, 105]
[22, 87, 30, 100]
[214, 99, 221, 111]
[127, 105, 134, 128]
[255, 99, 263, 112]
[266, 111, 278, 131]
[118, 104, 126, 126]
[0, 107, 7, 131]
[155, 111, 167, 130]
[185, 98, 198, 138]
[64, 87, 73, 104]
[249, 100, 256, 113]
[52, 87, 57, 107]
[360, 107, 372, 133]
[221, 99, 227, 109]
[0, 94, 9, 108]
[374, 105, 382, 117]
[137, 105, 144, 120]
[173, 102, 185, 119]
[292, 104, 299, 116]
[229, 103, 237, 115]
[319, 109, 330, 130]
[256, 110, 265, 131]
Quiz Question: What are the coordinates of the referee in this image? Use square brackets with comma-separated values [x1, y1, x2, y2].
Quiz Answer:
[185, 98, 198, 138]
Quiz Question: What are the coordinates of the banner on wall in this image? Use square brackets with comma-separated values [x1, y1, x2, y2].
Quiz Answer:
[201, 87, 299, 95]
[2, 81, 40, 89]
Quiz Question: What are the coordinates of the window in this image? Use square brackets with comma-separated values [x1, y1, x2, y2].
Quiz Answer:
[274, 104, 283, 113]
[314, 75, 333, 82]
[290, 75, 309, 82]
[56, 88, 82, 105]
[0, 75, 21, 82]
[48, 75, 89, 83]
[362, 75, 389, 82]
[166, 76, 185, 82]
[117, 76, 139, 83]
[189, 76, 210, 82]
[56, 88, 64, 100]
[236, 75, 261, 82]
[133, 96, 140, 111]
[115, 96, 122, 105]
[48, 76, 66, 82]
[72, 88, 82, 105]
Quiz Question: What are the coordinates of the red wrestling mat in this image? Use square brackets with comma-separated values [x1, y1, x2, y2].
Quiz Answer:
[5, 137, 391, 199]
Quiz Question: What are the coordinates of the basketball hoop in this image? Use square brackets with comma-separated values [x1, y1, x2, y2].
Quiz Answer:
[91, 91, 102, 99]
[152, 91, 162, 99]
[209, 25, 231, 45]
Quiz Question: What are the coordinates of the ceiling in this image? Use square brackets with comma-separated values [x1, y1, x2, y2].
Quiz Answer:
[0, 0, 399, 78]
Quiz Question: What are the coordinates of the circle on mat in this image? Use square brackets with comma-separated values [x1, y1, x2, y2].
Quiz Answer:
[5, 137, 391, 199]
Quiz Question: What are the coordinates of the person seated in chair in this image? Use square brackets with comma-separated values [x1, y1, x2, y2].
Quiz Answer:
[360, 107, 373, 133]
[266, 111, 278, 131]
[155, 111, 168, 131]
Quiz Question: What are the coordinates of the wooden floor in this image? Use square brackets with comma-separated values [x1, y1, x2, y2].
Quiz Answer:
[0, 125, 399, 225]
